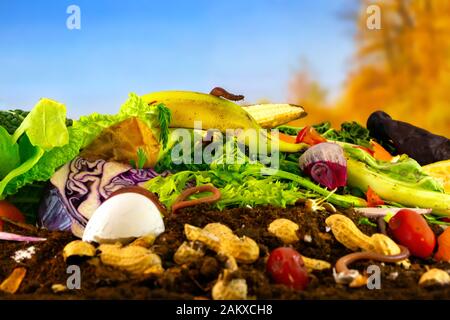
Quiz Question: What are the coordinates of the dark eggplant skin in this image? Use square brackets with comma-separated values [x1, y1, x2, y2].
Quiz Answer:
[367, 111, 450, 165]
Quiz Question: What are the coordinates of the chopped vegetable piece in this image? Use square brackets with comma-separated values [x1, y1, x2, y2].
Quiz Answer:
[0, 200, 25, 231]
[345, 146, 450, 215]
[422, 160, 450, 194]
[435, 228, 450, 262]
[295, 126, 326, 145]
[366, 186, 385, 207]
[298, 142, 347, 189]
[370, 140, 393, 161]
[243, 103, 306, 128]
[0, 231, 46, 242]
[355, 207, 432, 217]
[0, 267, 27, 294]
[358, 217, 377, 227]
[277, 132, 297, 144]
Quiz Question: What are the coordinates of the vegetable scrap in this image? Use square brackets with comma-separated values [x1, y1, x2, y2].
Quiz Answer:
[0, 88, 449, 299]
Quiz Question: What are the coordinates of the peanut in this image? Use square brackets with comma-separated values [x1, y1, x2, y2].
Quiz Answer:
[220, 236, 259, 264]
[325, 214, 373, 251]
[63, 240, 96, 262]
[173, 241, 205, 265]
[370, 233, 400, 255]
[184, 223, 259, 264]
[185, 224, 221, 251]
[302, 256, 331, 271]
[129, 235, 156, 248]
[419, 268, 450, 287]
[326, 214, 411, 269]
[212, 271, 248, 300]
[268, 218, 299, 244]
[99, 244, 162, 275]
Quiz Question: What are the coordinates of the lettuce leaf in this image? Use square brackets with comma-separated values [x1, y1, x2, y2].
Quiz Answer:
[0, 99, 69, 198]
[345, 145, 450, 215]
[1, 93, 172, 198]
[344, 146, 444, 192]
[0, 126, 20, 178]
[75, 93, 171, 149]
[12, 98, 69, 150]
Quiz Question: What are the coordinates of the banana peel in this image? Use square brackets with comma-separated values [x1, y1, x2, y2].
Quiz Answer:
[142, 90, 307, 153]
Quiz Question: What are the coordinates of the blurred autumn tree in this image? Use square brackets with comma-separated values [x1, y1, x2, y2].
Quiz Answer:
[290, 0, 450, 137]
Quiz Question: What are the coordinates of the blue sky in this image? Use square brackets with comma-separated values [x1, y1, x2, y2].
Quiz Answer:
[0, 0, 355, 118]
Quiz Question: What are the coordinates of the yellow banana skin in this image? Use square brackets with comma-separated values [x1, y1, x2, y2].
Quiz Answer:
[141, 90, 307, 153]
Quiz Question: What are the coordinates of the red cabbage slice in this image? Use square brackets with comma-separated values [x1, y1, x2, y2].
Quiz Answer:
[38, 157, 166, 234]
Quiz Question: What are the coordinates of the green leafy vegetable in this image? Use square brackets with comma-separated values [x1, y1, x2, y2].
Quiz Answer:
[345, 145, 450, 215]
[0, 99, 71, 198]
[358, 217, 377, 227]
[0, 126, 20, 178]
[1, 93, 172, 199]
[12, 98, 69, 150]
[149, 139, 367, 210]
[424, 214, 450, 226]
[130, 147, 148, 169]
[118, 93, 172, 148]
[277, 121, 372, 148]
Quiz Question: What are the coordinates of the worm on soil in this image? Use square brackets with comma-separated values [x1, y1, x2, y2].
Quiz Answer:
[209, 87, 244, 101]
[172, 185, 221, 214]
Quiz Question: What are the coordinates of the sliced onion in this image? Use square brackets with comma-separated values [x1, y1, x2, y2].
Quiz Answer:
[355, 207, 432, 217]
[0, 231, 46, 242]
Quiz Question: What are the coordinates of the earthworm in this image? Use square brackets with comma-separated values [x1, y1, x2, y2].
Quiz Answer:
[209, 87, 244, 101]
[172, 185, 221, 214]
[377, 217, 387, 235]
[109, 186, 167, 216]
[335, 245, 410, 274]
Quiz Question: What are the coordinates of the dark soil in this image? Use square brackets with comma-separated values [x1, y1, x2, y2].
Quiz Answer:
[1, 204, 450, 300]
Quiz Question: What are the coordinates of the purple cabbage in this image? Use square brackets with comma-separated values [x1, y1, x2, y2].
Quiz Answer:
[38, 157, 166, 235]
[299, 142, 347, 190]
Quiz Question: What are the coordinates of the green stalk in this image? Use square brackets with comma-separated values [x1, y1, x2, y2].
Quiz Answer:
[259, 167, 367, 208]
[346, 158, 450, 215]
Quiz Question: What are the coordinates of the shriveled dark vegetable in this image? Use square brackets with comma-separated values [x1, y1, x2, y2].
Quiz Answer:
[367, 111, 450, 165]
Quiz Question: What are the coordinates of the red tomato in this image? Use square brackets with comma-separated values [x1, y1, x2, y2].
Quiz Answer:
[434, 228, 450, 262]
[388, 209, 436, 258]
[266, 247, 309, 291]
[295, 126, 326, 145]
[0, 200, 25, 231]
[366, 186, 384, 207]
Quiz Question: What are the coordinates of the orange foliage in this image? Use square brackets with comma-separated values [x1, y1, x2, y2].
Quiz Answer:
[289, 0, 450, 137]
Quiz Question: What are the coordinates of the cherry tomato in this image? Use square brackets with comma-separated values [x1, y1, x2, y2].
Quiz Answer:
[266, 247, 309, 291]
[366, 186, 384, 207]
[434, 228, 450, 262]
[388, 209, 436, 258]
[0, 200, 25, 231]
[295, 126, 326, 145]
